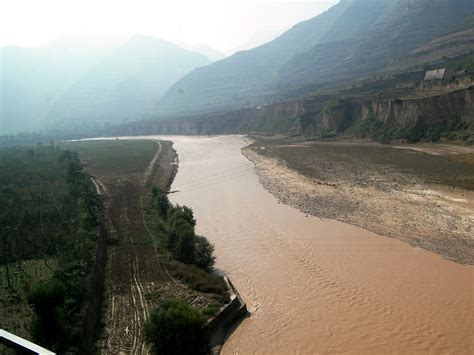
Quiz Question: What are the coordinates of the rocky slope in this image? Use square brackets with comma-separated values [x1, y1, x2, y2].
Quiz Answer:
[103, 82, 473, 146]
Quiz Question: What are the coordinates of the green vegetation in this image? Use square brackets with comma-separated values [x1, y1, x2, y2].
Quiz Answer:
[150, 187, 215, 270]
[145, 187, 228, 302]
[143, 298, 209, 355]
[443, 130, 474, 145]
[0, 144, 102, 352]
[443, 52, 474, 77]
[348, 109, 469, 144]
[348, 110, 385, 140]
[60, 140, 158, 176]
[451, 15, 474, 33]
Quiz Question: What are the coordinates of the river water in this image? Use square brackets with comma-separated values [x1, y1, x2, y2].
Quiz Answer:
[109, 135, 474, 353]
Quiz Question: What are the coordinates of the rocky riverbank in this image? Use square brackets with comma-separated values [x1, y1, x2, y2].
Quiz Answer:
[243, 136, 474, 264]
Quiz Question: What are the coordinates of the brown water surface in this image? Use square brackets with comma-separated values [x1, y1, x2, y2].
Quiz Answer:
[108, 135, 474, 353]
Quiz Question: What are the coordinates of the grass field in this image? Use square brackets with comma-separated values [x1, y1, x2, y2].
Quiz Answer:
[59, 140, 158, 177]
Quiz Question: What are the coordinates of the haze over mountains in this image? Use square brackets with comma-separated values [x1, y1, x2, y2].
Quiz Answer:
[1, 0, 473, 135]
[157, 0, 474, 117]
[0, 45, 112, 133]
[1, 35, 213, 133]
[46, 35, 211, 129]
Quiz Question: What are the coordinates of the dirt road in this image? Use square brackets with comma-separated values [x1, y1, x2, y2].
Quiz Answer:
[94, 141, 168, 353]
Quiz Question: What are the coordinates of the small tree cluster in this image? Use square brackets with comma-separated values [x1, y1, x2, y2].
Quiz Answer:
[143, 298, 209, 355]
[151, 187, 215, 270]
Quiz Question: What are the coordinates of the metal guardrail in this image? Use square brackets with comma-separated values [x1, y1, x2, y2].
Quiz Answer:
[0, 329, 55, 355]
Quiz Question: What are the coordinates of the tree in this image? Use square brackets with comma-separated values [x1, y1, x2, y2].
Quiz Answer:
[152, 187, 171, 218]
[194, 236, 215, 270]
[172, 221, 196, 264]
[143, 298, 209, 355]
[27, 279, 67, 350]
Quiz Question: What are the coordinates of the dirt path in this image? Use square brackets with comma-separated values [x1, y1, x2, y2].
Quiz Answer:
[94, 142, 171, 354]
[100, 178, 169, 354]
[142, 141, 162, 186]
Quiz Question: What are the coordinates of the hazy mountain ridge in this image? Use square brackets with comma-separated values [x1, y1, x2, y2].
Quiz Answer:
[1, 35, 213, 133]
[45, 35, 212, 128]
[0, 45, 111, 133]
[157, 0, 474, 117]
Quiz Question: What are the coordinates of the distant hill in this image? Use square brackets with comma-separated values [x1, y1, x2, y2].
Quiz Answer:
[0, 45, 110, 133]
[157, 0, 474, 117]
[176, 42, 225, 61]
[46, 35, 211, 128]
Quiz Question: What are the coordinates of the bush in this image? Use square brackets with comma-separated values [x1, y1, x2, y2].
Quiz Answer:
[194, 236, 215, 270]
[151, 189, 215, 269]
[143, 298, 209, 355]
[152, 186, 171, 218]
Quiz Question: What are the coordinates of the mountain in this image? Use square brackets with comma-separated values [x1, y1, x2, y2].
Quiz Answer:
[157, 0, 474, 117]
[190, 44, 225, 61]
[227, 28, 287, 55]
[45, 35, 211, 128]
[176, 42, 225, 61]
[0, 45, 111, 133]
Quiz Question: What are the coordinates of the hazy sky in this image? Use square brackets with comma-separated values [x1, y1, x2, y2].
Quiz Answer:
[0, 0, 338, 53]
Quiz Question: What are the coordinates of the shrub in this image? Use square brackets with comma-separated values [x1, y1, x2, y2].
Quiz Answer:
[194, 236, 215, 270]
[165, 261, 229, 303]
[143, 298, 209, 355]
[152, 186, 171, 218]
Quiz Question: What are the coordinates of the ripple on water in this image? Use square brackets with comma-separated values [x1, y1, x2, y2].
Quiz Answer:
[137, 135, 474, 354]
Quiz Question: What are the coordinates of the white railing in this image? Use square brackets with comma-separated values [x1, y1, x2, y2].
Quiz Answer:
[0, 329, 55, 355]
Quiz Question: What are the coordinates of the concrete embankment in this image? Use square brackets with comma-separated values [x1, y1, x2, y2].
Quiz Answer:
[207, 277, 248, 354]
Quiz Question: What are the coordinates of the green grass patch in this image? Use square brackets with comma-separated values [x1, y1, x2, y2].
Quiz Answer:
[59, 140, 158, 176]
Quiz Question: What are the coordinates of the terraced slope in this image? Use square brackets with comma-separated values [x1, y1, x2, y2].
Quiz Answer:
[157, 0, 474, 116]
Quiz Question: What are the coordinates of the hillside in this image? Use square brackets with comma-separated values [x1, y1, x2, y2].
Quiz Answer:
[45, 35, 211, 128]
[157, 0, 474, 117]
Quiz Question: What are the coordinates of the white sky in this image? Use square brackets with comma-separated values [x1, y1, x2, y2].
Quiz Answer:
[0, 0, 338, 53]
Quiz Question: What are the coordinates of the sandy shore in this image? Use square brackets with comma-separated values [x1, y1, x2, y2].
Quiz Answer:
[243, 138, 474, 264]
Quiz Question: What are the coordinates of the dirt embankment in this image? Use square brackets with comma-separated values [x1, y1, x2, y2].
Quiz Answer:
[244, 136, 474, 264]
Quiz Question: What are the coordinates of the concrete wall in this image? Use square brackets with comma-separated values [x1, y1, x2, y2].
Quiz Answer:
[206, 277, 248, 354]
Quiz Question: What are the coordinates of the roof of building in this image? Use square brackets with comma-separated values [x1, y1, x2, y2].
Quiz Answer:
[424, 68, 446, 80]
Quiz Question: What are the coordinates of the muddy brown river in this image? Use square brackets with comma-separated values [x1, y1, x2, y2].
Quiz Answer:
[101, 135, 474, 353]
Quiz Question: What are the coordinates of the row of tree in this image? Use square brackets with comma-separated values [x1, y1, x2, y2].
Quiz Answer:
[151, 186, 215, 270]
